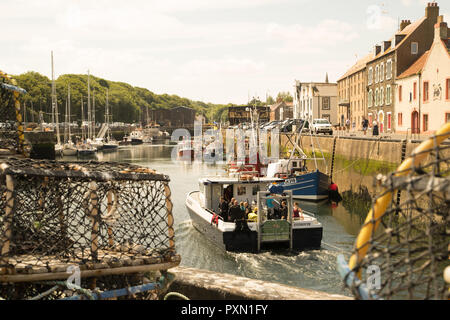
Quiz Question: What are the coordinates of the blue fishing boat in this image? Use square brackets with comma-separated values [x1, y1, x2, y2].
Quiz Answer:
[265, 125, 331, 201]
[267, 160, 330, 200]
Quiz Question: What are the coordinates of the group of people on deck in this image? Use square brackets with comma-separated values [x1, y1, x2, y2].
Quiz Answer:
[218, 196, 305, 228]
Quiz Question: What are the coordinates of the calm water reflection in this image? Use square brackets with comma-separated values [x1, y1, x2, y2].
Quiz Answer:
[60, 144, 375, 297]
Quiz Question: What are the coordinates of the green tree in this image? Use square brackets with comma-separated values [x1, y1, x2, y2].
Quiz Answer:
[276, 91, 293, 103]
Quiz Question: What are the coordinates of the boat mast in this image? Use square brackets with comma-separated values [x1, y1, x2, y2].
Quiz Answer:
[92, 88, 96, 138]
[68, 84, 71, 143]
[87, 70, 91, 140]
[81, 97, 85, 141]
[51, 51, 61, 146]
[106, 89, 110, 140]
[64, 94, 68, 145]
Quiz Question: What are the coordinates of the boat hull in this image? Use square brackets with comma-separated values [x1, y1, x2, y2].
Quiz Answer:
[62, 148, 77, 156]
[186, 192, 322, 253]
[270, 171, 330, 201]
[131, 139, 143, 145]
[102, 144, 118, 151]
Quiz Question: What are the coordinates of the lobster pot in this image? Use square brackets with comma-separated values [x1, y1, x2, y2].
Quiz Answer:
[0, 74, 23, 154]
[343, 132, 450, 300]
[0, 159, 180, 284]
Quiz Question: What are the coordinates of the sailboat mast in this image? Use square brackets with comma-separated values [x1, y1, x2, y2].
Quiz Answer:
[81, 97, 85, 141]
[51, 51, 61, 145]
[68, 84, 71, 142]
[64, 98, 68, 144]
[92, 88, 96, 138]
[87, 70, 91, 140]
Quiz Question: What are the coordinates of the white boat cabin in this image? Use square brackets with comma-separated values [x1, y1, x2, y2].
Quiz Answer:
[266, 159, 308, 178]
[198, 176, 283, 211]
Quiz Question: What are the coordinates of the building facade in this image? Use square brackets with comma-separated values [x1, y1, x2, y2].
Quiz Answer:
[395, 16, 450, 134]
[337, 54, 371, 130]
[269, 101, 293, 121]
[149, 106, 196, 127]
[366, 2, 441, 133]
[228, 105, 270, 126]
[293, 81, 338, 125]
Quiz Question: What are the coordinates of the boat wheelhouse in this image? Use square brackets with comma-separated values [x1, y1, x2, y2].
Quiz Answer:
[185, 174, 323, 252]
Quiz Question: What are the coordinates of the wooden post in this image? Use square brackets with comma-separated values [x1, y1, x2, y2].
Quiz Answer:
[0, 173, 14, 274]
[107, 190, 114, 247]
[164, 183, 175, 251]
[89, 181, 99, 262]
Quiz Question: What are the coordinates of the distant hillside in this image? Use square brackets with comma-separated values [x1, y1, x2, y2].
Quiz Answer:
[10, 71, 231, 124]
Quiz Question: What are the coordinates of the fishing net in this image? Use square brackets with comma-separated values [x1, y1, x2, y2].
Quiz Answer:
[339, 125, 450, 300]
[0, 159, 180, 299]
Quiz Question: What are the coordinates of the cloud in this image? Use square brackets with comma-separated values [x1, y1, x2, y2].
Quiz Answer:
[266, 19, 359, 54]
[366, 5, 398, 31]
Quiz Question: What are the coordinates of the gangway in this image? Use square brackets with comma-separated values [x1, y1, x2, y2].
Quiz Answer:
[96, 123, 109, 139]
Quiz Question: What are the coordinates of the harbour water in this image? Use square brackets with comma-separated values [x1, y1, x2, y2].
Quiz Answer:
[61, 143, 381, 297]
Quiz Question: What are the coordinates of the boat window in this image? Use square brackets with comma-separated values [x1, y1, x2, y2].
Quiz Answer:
[292, 161, 298, 168]
[238, 186, 246, 196]
[252, 185, 260, 196]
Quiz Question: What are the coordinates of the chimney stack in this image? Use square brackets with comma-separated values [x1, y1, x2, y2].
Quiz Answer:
[400, 20, 411, 31]
[434, 16, 448, 41]
[425, 2, 439, 20]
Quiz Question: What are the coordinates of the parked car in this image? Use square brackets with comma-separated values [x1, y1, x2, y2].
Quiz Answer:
[280, 119, 295, 132]
[311, 118, 333, 135]
[264, 120, 283, 131]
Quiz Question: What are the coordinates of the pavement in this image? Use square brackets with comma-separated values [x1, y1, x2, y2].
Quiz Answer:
[331, 128, 429, 142]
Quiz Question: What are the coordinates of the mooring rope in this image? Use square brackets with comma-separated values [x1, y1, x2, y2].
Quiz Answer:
[164, 292, 190, 300]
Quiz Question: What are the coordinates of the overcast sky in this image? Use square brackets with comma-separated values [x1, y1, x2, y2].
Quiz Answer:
[1, 0, 447, 104]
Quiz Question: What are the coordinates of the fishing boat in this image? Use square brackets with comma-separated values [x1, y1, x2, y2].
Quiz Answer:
[129, 129, 144, 145]
[62, 141, 77, 156]
[185, 173, 323, 252]
[186, 104, 322, 252]
[90, 137, 104, 151]
[265, 124, 331, 201]
[77, 143, 97, 156]
[266, 159, 330, 200]
[177, 139, 195, 161]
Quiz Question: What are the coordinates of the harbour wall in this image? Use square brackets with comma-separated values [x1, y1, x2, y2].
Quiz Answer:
[279, 134, 424, 166]
[166, 266, 351, 300]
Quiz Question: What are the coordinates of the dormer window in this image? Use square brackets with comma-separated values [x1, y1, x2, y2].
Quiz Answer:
[411, 42, 418, 55]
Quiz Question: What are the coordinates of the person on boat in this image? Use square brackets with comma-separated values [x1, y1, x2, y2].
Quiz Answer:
[266, 197, 275, 219]
[227, 198, 236, 222]
[293, 202, 304, 220]
[219, 197, 229, 221]
[230, 200, 249, 232]
[328, 181, 343, 204]
[280, 200, 288, 220]
[243, 201, 250, 219]
[247, 206, 258, 222]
